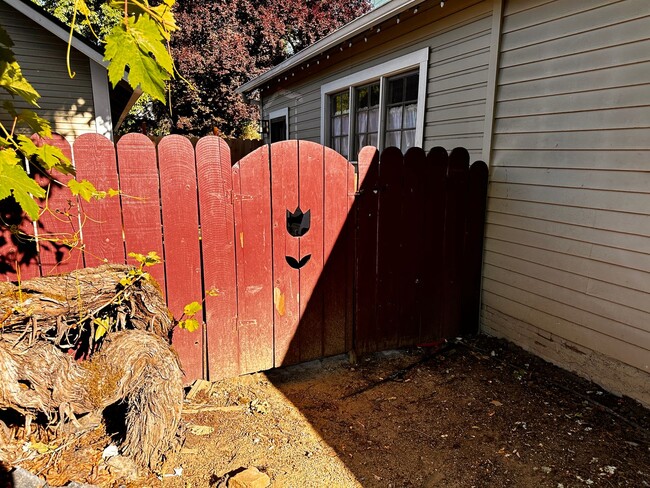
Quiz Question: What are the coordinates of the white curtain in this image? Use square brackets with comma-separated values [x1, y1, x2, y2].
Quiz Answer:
[387, 106, 403, 131]
[404, 104, 417, 129]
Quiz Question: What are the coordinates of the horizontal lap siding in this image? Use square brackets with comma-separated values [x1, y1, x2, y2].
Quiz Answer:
[0, 3, 95, 141]
[262, 0, 492, 157]
[483, 0, 650, 404]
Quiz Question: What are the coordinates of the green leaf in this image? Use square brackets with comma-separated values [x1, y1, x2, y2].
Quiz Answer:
[129, 15, 174, 74]
[0, 150, 45, 220]
[68, 179, 101, 201]
[104, 22, 170, 102]
[183, 301, 202, 316]
[178, 317, 200, 333]
[3, 102, 52, 138]
[16, 135, 73, 174]
[0, 25, 14, 49]
[0, 58, 40, 107]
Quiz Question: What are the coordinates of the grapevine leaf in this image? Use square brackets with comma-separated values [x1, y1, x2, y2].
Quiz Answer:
[0, 25, 14, 48]
[3, 102, 52, 138]
[108, 188, 120, 197]
[183, 301, 202, 316]
[104, 23, 170, 102]
[0, 151, 45, 220]
[0, 57, 40, 107]
[68, 179, 101, 201]
[93, 317, 110, 341]
[144, 250, 161, 266]
[150, 2, 178, 40]
[178, 318, 200, 332]
[129, 16, 174, 74]
[16, 135, 73, 174]
[75, 0, 91, 17]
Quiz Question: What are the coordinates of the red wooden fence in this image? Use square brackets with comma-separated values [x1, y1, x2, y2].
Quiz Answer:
[1, 134, 487, 383]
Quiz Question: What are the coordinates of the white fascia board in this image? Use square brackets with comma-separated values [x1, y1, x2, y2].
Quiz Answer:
[237, 0, 426, 94]
[90, 60, 114, 140]
[3, 0, 106, 66]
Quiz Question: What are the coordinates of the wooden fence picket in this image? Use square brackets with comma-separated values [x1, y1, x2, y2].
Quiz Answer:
[196, 136, 239, 380]
[3, 133, 489, 382]
[31, 134, 83, 277]
[233, 146, 274, 374]
[158, 135, 203, 381]
[73, 133, 125, 267]
[116, 134, 166, 291]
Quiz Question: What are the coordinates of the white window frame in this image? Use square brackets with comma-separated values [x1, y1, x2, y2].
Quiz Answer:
[320, 47, 429, 159]
[268, 107, 289, 142]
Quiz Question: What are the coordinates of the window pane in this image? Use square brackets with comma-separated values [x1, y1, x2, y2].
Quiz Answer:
[402, 129, 416, 151]
[341, 114, 349, 135]
[370, 83, 380, 106]
[341, 136, 349, 158]
[385, 131, 400, 148]
[357, 134, 366, 150]
[357, 87, 368, 109]
[368, 107, 379, 132]
[341, 92, 349, 113]
[357, 111, 368, 133]
[333, 137, 340, 153]
[405, 74, 419, 102]
[387, 106, 403, 130]
[403, 104, 417, 129]
[333, 117, 341, 136]
[388, 78, 404, 104]
[368, 133, 378, 147]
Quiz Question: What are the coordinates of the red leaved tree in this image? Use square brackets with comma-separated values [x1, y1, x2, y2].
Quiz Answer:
[130, 0, 370, 137]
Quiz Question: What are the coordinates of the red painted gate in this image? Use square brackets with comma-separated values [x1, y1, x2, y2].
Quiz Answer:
[1, 134, 487, 383]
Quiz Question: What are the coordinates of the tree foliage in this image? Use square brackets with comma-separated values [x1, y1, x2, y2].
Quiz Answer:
[132, 0, 371, 137]
[1, 0, 177, 219]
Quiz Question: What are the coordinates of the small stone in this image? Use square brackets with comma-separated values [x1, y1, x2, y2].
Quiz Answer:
[541, 466, 552, 474]
[228, 467, 270, 488]
[11, 467, 46, 488]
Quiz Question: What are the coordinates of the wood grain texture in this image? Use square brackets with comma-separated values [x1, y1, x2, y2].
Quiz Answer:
[297, 141, 325, 362]
[195, 136, 238, 380]
[375, 147, 403, 351]
[73, 133, 125, 267]
[116, 134, 165, 291]
[233, 146, 274, 374]
[31, 134, 83, 277]
[158, 135, 203, 382]
[270, 141, 300, 366]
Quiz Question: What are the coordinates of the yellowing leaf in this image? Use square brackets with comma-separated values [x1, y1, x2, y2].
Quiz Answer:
[30, 441, 57, 454]
[0, 57, 40, 106]
[128, 250, 161, 267]
[178, 318, 200, 332]
[0, 150, 45, 220]
[16, 135, 72, 174]
[3, 102, 52, 138]
[108, 188, 120, 197]
[68, 179, 105, 201]
[93, 317, 110, 341]
[183, 301, 202, 316]
[206, 288, 219, 297]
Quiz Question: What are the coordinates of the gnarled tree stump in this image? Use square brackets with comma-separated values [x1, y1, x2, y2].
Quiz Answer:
[0, 265, 184, 469]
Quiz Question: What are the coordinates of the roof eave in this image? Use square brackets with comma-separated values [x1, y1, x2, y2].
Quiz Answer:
[237, 0, 426, 94]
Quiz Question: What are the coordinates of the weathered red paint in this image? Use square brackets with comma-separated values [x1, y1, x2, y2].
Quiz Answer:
[31, 134, 82, 277]
[73, 133, 125, 267]
[270, 140, 301, 366]
[158, 135, 203, 382]
[196, 136, 239, 380]
[233, 146, 274, 374]
[116, 134, 165, 291]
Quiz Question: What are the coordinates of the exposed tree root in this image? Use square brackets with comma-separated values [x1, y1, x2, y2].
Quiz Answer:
[0, 266, 184, 470]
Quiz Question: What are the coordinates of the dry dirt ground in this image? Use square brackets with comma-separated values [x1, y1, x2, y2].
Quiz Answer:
[2, 335, 650, 487]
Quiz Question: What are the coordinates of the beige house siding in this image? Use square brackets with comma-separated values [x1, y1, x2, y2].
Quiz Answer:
[482, 0, 650, 406]
[262, 0, 493, 160]
[0, 2, 96, 141]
